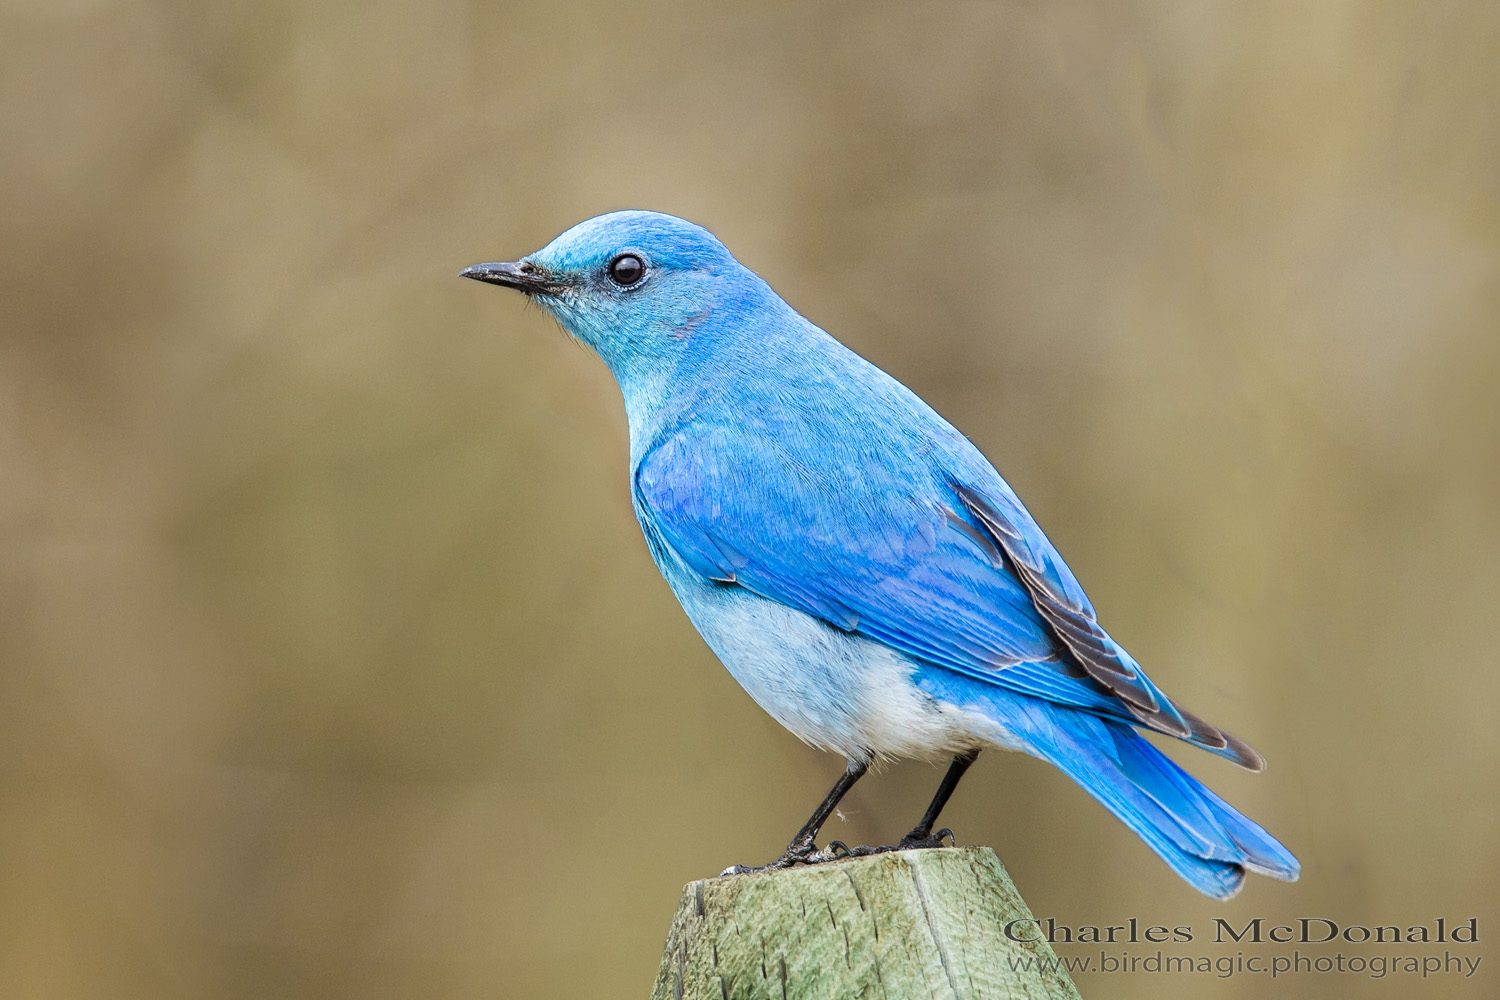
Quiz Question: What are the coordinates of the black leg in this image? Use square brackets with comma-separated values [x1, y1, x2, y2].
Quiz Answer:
[899, 749, 980, 849]
[720, 759, 869, 874]
[783, 758, 869, 858]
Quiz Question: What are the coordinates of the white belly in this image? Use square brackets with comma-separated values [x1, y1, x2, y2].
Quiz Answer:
[665, 568, 1003, 762]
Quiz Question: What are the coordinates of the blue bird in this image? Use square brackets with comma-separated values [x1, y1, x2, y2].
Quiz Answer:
[462, 211, 1300, 899]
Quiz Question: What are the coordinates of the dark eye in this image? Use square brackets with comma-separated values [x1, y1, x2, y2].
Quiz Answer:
[608, 253, 645, 287]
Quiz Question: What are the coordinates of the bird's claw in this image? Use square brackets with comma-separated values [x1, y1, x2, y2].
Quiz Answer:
[719, 839, 861, 875]
[897, 827, 957, 851]
[719, 829, 959, 877]
[719, 836, 824, 875]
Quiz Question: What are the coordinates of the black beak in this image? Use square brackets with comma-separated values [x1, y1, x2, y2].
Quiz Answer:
[459, 260, 567, 294]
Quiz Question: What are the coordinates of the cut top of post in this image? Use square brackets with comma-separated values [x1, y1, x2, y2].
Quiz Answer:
[650, 847, 1082, 1000]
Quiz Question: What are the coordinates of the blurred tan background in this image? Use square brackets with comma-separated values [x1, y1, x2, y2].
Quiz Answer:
[3, 1, 1498, 997]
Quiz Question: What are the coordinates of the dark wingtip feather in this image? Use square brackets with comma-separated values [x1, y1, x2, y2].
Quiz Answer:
[1222, 731, 1266, 771]
[1178, 706, 1229, 749]
[1177, 706, 1266, 770]
[1126, 697, 1194, 739]
[954, 481, 1271, 773]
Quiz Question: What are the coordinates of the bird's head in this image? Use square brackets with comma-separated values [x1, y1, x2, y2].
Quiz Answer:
[462, 211, 769, 380]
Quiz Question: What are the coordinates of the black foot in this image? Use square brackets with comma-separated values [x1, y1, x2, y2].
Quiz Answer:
[719, 836, 831, 875]
[897, 827, 957, 851]
[832, 827, 958, 857]
[719, 830, 960, 876]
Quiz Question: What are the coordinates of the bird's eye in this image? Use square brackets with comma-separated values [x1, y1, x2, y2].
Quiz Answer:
[607, 254, 645, 287]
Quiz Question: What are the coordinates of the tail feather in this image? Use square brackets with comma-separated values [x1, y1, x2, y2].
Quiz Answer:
[918, 666, 1300, 897]
[921, 667, 1302, 899]
[1014, 701, 1300, 898]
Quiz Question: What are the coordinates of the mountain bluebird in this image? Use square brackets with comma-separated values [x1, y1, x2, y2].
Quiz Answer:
[462, 211, 1299, 898]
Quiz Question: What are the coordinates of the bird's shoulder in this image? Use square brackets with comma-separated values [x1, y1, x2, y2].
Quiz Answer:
[632, 405, 956, 531]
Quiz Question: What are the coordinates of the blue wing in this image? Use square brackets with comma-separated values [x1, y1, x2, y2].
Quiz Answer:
[633, 425, 1261, 768]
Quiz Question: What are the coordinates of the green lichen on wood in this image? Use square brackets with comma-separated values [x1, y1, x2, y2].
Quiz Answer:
[649, 847, 1081, 1000]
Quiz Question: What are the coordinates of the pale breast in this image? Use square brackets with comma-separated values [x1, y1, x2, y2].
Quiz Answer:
[661, 563, 998, 763]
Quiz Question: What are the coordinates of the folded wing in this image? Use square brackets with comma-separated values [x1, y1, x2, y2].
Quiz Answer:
[633, 426, 1261, 769]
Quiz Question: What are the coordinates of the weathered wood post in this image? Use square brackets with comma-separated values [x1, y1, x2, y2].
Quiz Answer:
[650, 846, 1081, 999]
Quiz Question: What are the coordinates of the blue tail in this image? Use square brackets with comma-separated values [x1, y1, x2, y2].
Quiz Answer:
[1019, 704, 1300, 898]
[924, 672, 1301, 898]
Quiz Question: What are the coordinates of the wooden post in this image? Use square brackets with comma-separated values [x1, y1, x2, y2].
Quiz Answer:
[650, 847, 1081, 999]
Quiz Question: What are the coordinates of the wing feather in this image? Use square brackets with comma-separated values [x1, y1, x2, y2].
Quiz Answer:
[634, 428, 1263, 770]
